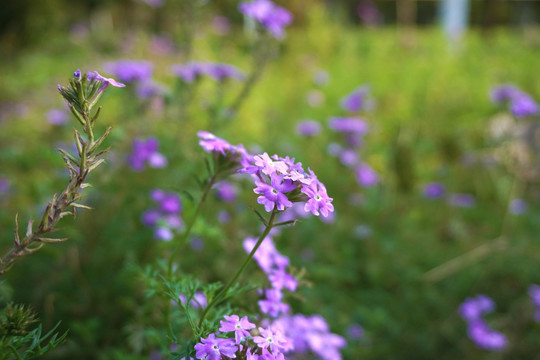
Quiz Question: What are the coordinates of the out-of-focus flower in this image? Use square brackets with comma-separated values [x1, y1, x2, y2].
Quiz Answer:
[490, 84, 539, 118]
[194, 333, 237, 360]
[296, 119, 322, 137]
[355, 163, 378, 187]
[239, 0, 293, 39]
[509, 198, 528, 215]
[172, 62, 245, 83]
[219, 315, 256, 344]
[0, 176, 10, 195]
[340, 85, 373, 113]
[422, 182, 446, 199]
[306, 90, 325, 108]
[46, 109, 69, 126]
[128, 137, 167, 171]
[215, 181, 238, 202]
[329, 117, 369, 135]
[459, 295, 495, 322]
[467, 320, 507, 351]
[104, 60, 153, 83]
[347, 324, 365, 340]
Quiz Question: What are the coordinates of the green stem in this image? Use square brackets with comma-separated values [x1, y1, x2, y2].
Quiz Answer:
[197, 209, 277, 329]
[167, 174, 217, 276]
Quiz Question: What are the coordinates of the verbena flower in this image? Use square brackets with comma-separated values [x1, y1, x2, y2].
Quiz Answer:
[215, 181, 238, 202]
[529, 284, 540, 322]
[253, 327, 290, 354]
[467, 320, 507, 351]
[296, 120, 322, 137]
[258, 288, 290, 317]
[355, 163, 378, 187]
[0, 176, 10, 196]
[219, 315, 256, 344]
[141, 190, 183, 241]
[422, 182, 445, 199]
[490, 84, 522, 104]
[178, 292, 207, 309]
[328, 117, 369, 135]
[340, 85, 372, 113]
[254, 175, 296, 212]
[104, 60, 153, 83]
[46, 109, 69, 125]
[490, 84, 539, 118]
[128, 137, 167, 171]
[272, 314, 345, 360]
[239, 0, 292, 39]
[509, 198, 528, 215]
[86, 71, 126, 88]
[459, 295, 495, 322]
[194, 333, 237, 360]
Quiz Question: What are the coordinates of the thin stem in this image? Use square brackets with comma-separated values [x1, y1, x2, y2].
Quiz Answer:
[166, 174, 217, 276]
[197, 209, 277, 329]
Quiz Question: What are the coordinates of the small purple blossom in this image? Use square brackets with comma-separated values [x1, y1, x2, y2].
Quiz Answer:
[258, 289, 290, 317]
[253, 327, 290, 354]
[490, 84, 521, 104]
[347, 324, 365, 340]
[467, 320, 507, 351]
[529, 284, 540, 322]
[302, 180, 334, 217]
[329, 117, 369, 135]
[459, 295, 495, 322]
[509, 198, 528, 215]
[46, 109, 69, 126]
[198, 131, 235, 155]
[254, 174, 296, 212]
[355, 163, 378, 187]
[172, 62, 244, 82]
[215, 182, 238, 202]
[194, 333, 238, 360]
[86, 71, 126, 88]
[104, 60, 153, 83]
[239, 0, 293, 39]
[179, 292, 207, 309]
[422, 182, 445, 199]
[128, 137, 167, 171]
[340, 85, 372, 113]
[154, 227, 173, 241]
[0, 176, 10, 195]
[219, 315, 256, 344]
[510, 94, 539, 117]
[296, 120, 322, 137]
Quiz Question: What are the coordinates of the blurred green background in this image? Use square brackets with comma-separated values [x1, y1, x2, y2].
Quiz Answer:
[2, 0, 540, 359]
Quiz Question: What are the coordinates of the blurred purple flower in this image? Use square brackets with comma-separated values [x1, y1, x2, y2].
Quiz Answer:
[239, 0, 293, 39]
[459, 295, 495, 322]
[510, 94, 539, 118]
[154, 227, 173, 241]
[205, 63, 245, 81]
[296, 119, 322, 137]
[46, 109, 69, 125]
[217, 210, 231, 224]
[347, 324, 365, 340]
[172, 62, 244, 82]
[448, 193, 475, 208]
[150, 35, 174, 55]
[467, 320, 507, 351]
[339, 149, 358, 167]
[136, 80, 166, 99]
[329, 117, 369, 135]
[103, 60, 153, 83]
[259, 288, 290, 317]
[509, 198, 527, 215]
[340, 85, 372, 113]
[422, 182, 446, 199]
[128, 137, 167, 171]
[194, 334, 237, 360]
[490, 84, 521, 104]
[0, 176, 10, 195]
[215, 181, 237, 202]
[190, 237, 204, 251]
[355, 163, 378, 187]
[327, 142, 342, 157]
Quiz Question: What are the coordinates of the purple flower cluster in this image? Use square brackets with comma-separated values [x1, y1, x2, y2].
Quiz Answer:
[340, 85, 374, 113]
[459, 295, 507, 351]
[141, 190, 183, 241]
[490, 84, 539, 118]
[296, 119, 322, 137]
[172, 62, 245, 83]
[242, 153, 334, 217]
[272, 315, 346, 360]
[529, 284, 540, 322]
[104, 60, 153, 83]
[194, 315, 291, 360]
[244, 236, 296, 317]
[127, 137, 167, 171]
[422, 182, 446, 199]
[239, 0, 293, 39]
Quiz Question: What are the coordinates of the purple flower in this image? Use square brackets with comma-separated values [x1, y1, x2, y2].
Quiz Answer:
[302, 180, 334, 217]
[448, 193, 475, 208]
[253, 327, 289, 354]
[244, 236, 289, 274]
[46, 109, 69, 126]
[268, 269, 297, 292]
[530, 284, 540, 306]
[347, 324, 364, 340]
[136, 80, 166, 99]
[490, 84, 521, 104]
[215, 182, 238, 202]
[296, 120, 321, 137]
[198, 131, 235, 155]
[154, 227, 173, 241]
[86, 71, 126, 88]
[104, 60, 153, 83]
[422, 182, 445, 199]
[239, 0, 293, 39]
[218, 210, 231, 224]
[339, 149, 358, 167]
[510, 198, 528, 215]
[158, 193, 182, 213]
[459, 295, 495, 322]
[205, 63, 245, 82]
[510, 94, 539, 117]
[128, 137, 167, 171]
[258, 289, 290, 317]
[340, 85, 371, 113]
[328, 117, 369, 135]
[141, 209, 161, 227]
[467, 320, 507, 351]
[254, 174, 296, 212]
[194, 333, 238, 360]
[219, 315, 256, 344]
[179, 292, 207, 309]
[355, 163, 378, 187]
[171, 62, 205, 83]
[0, 176, 10, 195]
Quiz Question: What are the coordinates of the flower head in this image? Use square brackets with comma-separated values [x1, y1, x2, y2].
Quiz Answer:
[128, 137, 167, 171]
[194, 333, 237, 360]
[219, 315, 256, 344]
[239, 0, 293, 39]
